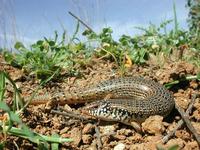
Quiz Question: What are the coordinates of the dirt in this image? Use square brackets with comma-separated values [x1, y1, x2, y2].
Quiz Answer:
[0, 54, 200, 150]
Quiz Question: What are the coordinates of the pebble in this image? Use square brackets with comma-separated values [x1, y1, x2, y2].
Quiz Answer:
[117, 128, 133, 136]
[166, 138, 185, 149]
[69, 127, 82, 146]
[175, 130, 191, 140]
[114, 135, 126, 140]
[82, 123, 95, 134]
[82, 134, 93, 144]
[184, 141, 199, 150]
[142, 115, 165, 135]
[192, 122, 200, 134]
[99, 124, 116, 135]
[114, 143, 126, 150]
[60, 127, 70, 134]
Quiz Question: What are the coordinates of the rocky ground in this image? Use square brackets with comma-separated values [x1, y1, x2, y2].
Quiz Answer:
[0, 54, 200, 150]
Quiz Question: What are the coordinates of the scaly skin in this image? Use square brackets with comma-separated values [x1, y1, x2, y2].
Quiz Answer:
[29, 77, 175, 124]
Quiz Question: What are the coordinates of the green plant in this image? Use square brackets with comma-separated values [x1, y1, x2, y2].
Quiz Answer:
[156, 144, 179, 150]
[186, 0, 200, 51]
[0, 71, 72, 149]
[3, 1, 200, 79]
[164, 73, 200, 89]
[187, 0, 200, 33]
[3, 30, 90, 81]
[80, 3, 196, 67]
[83, 27, 149, 66]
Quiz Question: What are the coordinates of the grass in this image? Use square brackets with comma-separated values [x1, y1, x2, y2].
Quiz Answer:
[164, 74, 200, 89]
[2, 4, 200, 80]
[3, 29, 91, 81]
[0, 71, 72, 149]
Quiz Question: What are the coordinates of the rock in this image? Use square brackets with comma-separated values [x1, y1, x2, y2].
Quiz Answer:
[175, 97, 190, 110]
[129, 133, 143, 143]
[130, 143, 145, 150]
[142, 115, 165, 135]
[86, 145, 97, 150]
[60, 127, 70, 134]
[63, 104, 73, 111]
[192, 122, 200, 134]
[117, 129, 133, 136]
[114, 143, 126, 150]
[166, 138, 185, 149]
[189, 80, 198, 89]
[175, 130, 191, 140]
[69, 127, 82, 146]
[193, 110, 200, 121]
[51, 117, 62, 130]
[99, 124, 117, 135]
[184, 141, 199, 150]
[145, 135, 162, 143]
[114, 135, 126, 140]
[194, 100, 200, 111]
[130, 142, 158, 150]
[82, 123, 95, 134]
[82, 134, 93, 144]
[101, 135, 111, 145]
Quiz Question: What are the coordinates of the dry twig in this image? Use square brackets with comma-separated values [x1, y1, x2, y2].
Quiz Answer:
[162, 94, 200, 145]
[94, 125, 102, 150]
[50, 109, 93, 123]
[175, 102, 200, 145]
[68, 11, 95, 33]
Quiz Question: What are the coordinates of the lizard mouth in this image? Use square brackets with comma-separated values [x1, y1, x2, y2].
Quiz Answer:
[81, 100, 110, 115]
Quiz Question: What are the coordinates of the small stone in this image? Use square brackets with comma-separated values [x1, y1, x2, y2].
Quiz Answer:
[82, 134, 93, 144]
[175, 97, 190, 110]
[130, 143, 145, 150]
[145, 135, 162, 143]
[166, 138, 185, 149]
[60, 127, 70, 134]
[61, 133, 70, 138]
[192, 122, 200, 134]
[69, 127, 82, 146]
[184, 141, 199, 150]
[99, 124, 116, 135]
[114, 143, 126, 150]
[194, 100, 200, 111]
[87, 145, 97, 150]
[123, 129, 133, 136]
[193, 110, 200, 121]
[129, 133, 143, 143]
[130, 143, 158, 150]
[82, 123, 95, 134]
[101, 135, 111, 145]
[190, 80, 198, 89]
[175, 130, 191, 140]
[142, 115, 165, 135]
[63, 104, 73, 111]
[51, 117, 62, 129]
[114, 135, 126, 140]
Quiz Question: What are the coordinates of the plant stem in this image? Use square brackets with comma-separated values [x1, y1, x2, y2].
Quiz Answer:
[2, 124, 73, 143]
[164, 75, 198, 88]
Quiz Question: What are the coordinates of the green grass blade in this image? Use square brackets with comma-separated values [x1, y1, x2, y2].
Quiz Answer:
[0, 142, 4, 150]
[0, 71, 6, 101]
[2, 124, 73, 143]
[70, 21, 80, 44]
[0, 101, 11, 112]
[51, 134, 60, 150]
[3, 71, 24, 111]
[168, 144, 179, 150]
[51, 142, 59, 150]
[173, 1, 178, 35]
[164, 75, 198, 89]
